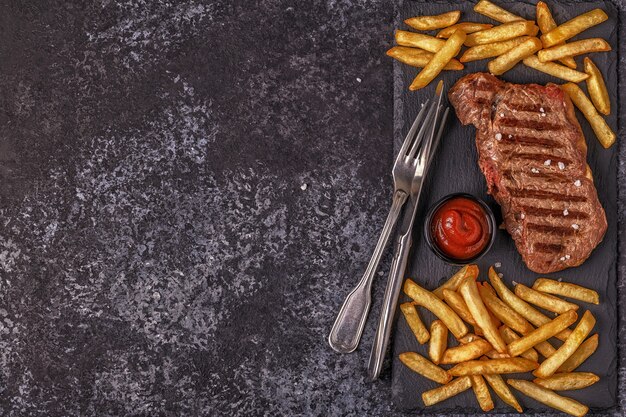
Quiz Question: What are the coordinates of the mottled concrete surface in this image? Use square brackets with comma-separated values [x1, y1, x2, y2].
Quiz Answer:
[0, 1, 622, 416]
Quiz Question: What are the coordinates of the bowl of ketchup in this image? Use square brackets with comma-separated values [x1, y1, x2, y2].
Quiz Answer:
[424, 193, 496, 264]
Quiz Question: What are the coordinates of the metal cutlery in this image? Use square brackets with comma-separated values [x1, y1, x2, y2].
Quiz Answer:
[368, 82, 449, 380]
[328, 99, 433, 354]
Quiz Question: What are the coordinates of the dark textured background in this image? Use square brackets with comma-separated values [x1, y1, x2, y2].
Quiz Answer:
[0, 1, 622, 416]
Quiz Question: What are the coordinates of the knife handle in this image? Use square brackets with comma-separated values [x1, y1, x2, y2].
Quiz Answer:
[368, 230, 412, 380]
[328, 190, 408, 353]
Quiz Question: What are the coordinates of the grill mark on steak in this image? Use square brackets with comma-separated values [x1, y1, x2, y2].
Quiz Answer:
[498, 135, 563, 148]
[508, 188, 588, 202]
[498, 118, 564, 131]
[449, 73, 607, 273]
[533, 242, 564, 253]
[527, 223, 578, 236]
[521, 206, 589, 219]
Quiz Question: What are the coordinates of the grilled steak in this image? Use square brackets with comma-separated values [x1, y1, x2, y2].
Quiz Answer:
[449, 73, 607, 273]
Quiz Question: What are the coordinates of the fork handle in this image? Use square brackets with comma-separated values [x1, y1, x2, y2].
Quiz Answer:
[368, 228, 412, 380]
[328, 190, 408, 353]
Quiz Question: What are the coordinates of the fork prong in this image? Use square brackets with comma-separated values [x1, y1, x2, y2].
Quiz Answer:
[406, 98, 438, 160]
[396, 99, 430, 163]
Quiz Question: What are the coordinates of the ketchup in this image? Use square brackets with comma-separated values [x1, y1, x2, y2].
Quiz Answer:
[430, 197, 491, 260]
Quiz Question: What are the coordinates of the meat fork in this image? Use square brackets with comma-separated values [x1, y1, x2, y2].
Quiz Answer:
[328, 83, 447, 354]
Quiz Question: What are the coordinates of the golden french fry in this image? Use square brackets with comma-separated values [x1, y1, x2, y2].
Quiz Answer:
[441, 339, 494, 364]
[459, 278, 507, 353]
[479, 282, 533, 334]
[507, 379, 588, 417]
[422, 376, 472, 406]
[460, 37, 529, 62]
[449, 358, 538, 376]
[409, 30, 466, 91]
[508, 310, 578, 357]
[433, 264, 479, 298]
[558, 334, 599, 372]
[437, 23, 493, 38]
[561, 82, 616, 148]
[514, 283, 580, 314]
[405, 11, 461, 31]
[584, 57, 610, 115]
[484, 350, 511, 359]
[471, 375, 494, 412]
[400, 302, 430, 344]
[429, 320, 448, 365]
[534, 372, 600, 391]
[541, 8, 609, 48]
[458, 333, 481, 344]
[534, 311, 596, 378]
[533, 278, 599, 305]
[523, 55, 589, 83]
[442, 289, 478, 327]
[399, 352, 451, 384]
[465, 21, 538, 47]
[488, 37, 542, 75]
[536, 1, 577, 68]
[386, 47, 465, 70]
[474, 0, 524, 23]
[395, 31, 446, 53]
[404, 279, 468, 338]
[482, 369, 523, 412]
[499, 325, 539, 362]
[538, 38, 611, 62]
[488, 267, 572, 341]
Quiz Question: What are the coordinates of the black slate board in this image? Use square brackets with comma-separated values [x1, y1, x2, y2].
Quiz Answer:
[391, 0, 619, 413]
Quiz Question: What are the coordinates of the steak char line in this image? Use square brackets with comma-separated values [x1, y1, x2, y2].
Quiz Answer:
[449, 73, 607, 274]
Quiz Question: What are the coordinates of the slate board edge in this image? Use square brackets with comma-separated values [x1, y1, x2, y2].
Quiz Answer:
[391, 0, 625, 415]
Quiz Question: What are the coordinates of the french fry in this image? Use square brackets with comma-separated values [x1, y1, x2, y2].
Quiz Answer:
[437, 23, 493, 38]
[514, 283, 580, 314]
[471, 375, 495, 412]
[484, 350, 511, 359]
[541, 8, 609, 48]
[409, 30, 466, 91]
[536, 1, 577, 68]
[584, 57, 610, 115]
[399, 352, 452, 384]
[404, 279, 468, 338]
[449, 357, 539, 376]
[429, 320, 448, 365]
[488, 37, 542, 75]
[558, 334, 599, 372]
[479, 282, 533, 334]
[386, 47, 465, 71]
[534, 372, 600, 391]
[499, 325, 539, 362]
[441, 339, 494, 364]
[458, 333, 481, 344]
[474, 0, 524, 23]
[433, 264, 479, 298]
[561, 82, 616, 148]
[400, 302, 430, 344]
[422, 376, 472, 406]
[488, 267, 572, 341]
[482, 364, 523, 412]
[442, 289, 479, 327]
[395, 31, 446, 53]
[465, 21, 538, 47]
[459, 278, 507, 353]
[533, 278, 600, 305]
[538, 38, 611, 62]
[523, 55, 589, 83]
[534, 310, 596, 378]
[507, 310, 578, 357]
[507, 379, 588, 417]
[460, 37, 529, 63]
[405, 11, 461, 31]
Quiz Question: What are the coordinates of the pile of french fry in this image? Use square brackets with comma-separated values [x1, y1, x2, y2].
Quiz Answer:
[400, 265, 600, 416]
[387, 0, 616, 148]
